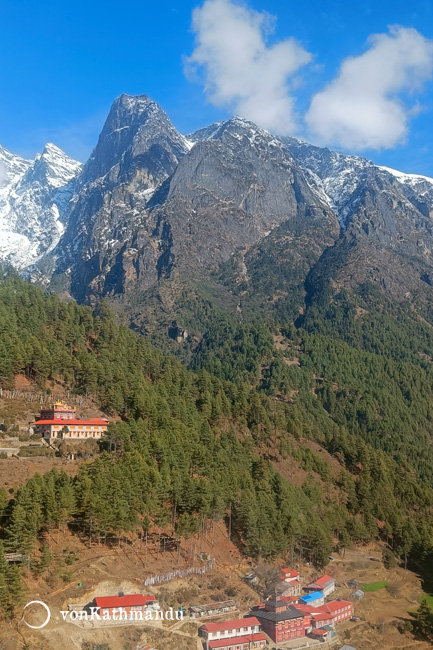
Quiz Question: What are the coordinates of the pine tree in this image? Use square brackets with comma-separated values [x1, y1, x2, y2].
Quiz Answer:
[6, 565, 24, 617]
[0, 573, 9, 620]
[5, 505, 33, 554]
[414, 599, 433, 641]
[0, 542, 8, 577]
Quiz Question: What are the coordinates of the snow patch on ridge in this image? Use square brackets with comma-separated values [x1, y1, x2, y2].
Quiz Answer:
[378, 166, 433, 186]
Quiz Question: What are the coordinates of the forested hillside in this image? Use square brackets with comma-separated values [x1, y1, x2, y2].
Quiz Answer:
[1, 268, 433, 617]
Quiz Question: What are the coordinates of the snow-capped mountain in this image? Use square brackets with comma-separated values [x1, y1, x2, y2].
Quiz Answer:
[4, 92, 433, 331]
[0, 143, 81, 269]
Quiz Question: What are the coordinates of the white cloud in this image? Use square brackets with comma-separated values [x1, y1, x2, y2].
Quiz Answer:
[185, 0, 312, 135]
[305, 26, 433, 151]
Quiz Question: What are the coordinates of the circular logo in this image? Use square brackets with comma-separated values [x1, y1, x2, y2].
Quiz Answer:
[23, 600, 51, 629]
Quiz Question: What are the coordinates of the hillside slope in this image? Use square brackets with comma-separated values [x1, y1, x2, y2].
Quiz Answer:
[1, 272, 433, 570]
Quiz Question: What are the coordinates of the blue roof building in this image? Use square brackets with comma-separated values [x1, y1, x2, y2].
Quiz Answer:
[300, 591, 325, 606]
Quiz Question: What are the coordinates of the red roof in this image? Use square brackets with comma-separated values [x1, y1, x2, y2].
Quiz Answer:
[311, 628, 328, 636]
[281, 569, 299, 578]
[315, 575, 334, 588]
[317, 600, 351, 614]
[202, 617, 260, 633]
[95, 594, 155, 609]
[294, 605, 320, 615]
[305, 574, 334, 590]
[311, 612, 333, 621]
[35, 418, 109, 426]
[278, 596, 299, 603]
[208, 633, 267, 648]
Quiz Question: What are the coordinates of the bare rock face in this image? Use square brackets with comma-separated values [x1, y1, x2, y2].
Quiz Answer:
[283, 137, 433, 309]
[51, 94, 193, 302]
[149, 117, 339, 277]
[47, 104, 340, 315]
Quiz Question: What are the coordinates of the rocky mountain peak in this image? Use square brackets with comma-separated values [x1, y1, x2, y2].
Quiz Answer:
[28, 143, 82, 188]
[82, 93, 191, 188]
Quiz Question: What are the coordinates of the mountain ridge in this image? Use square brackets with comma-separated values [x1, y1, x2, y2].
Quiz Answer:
[2, 93, 433, 334]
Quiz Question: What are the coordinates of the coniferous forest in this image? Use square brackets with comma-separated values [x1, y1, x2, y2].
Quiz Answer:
[2, 269, 433, 616]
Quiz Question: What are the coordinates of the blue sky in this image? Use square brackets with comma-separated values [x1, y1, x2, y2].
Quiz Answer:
[1, 0, 433, 174]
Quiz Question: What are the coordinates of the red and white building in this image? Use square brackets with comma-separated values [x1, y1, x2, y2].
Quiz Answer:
[94, 594, 156, 617]
[318, 599, 353, 624]
[279, 568, 300, 582]
[200, 618, 262, 650]
[39, 402, 77, 420]
[277, 568, 302, 596]
[294, 605, 335, 629]
[34, 401, 109, 441]
[304, 575, 336, 597]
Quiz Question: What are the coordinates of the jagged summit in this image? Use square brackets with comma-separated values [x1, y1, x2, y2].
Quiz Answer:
[51, 93, 194, 301]
[82, 93, 191, 187]
[28, 143, 82, 189]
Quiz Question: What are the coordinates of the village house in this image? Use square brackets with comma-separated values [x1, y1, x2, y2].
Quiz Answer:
[276, 595, 300, 605]
[300, 591, 325, 607]
[248, 600, 310, 643]
[94, 594, 156, 617]
[311, 610, 336, 628]
[304, 574, 336, 597]
[279, 568, 301, 583]
[294, 604, 335, 629]
[34, 401, 109, 441]
[270, 579, 302, 599]
[319, 599, 353, 623]
[309, 626, 335, 642]
[276, 569, 302, 596]
[200, 617, 262, 650]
